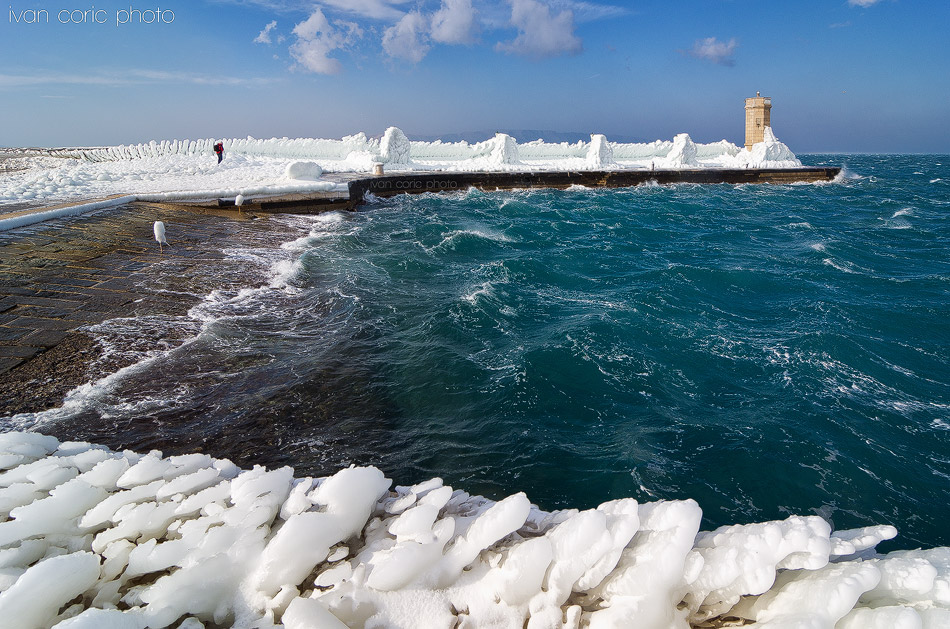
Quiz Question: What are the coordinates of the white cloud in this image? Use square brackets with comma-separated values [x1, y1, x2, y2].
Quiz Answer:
[254, 20, 278, 44]
[687, 37, 737, 66]
[382, 11, 431, 63]
[208, 0, 411, 19]
[316, 0, 411, 21]
[248, 0, 624, 71]
[127, 70, 281, 86]
[289, 9, 363, 74]
[431, 0, 478, 44]
[848, 0, 882, 6]
[550, 0, 628, 22]
[496, 0, 583, 58]
[0, 70, 279, 88]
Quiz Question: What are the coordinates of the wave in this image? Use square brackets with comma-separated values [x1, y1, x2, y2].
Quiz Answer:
[422, 227, 515, 255]
[462, 280, 498, 305]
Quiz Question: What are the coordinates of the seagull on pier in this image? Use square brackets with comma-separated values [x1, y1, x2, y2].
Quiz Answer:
[153, 221, 170, 253]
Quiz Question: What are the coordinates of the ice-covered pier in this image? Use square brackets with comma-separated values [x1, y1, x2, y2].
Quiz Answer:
[1, 127, 840, 229]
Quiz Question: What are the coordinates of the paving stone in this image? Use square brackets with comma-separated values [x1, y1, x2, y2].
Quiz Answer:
[12, 306, 80, 319]
[5, 317, 78, 331]
[46, 286, 135, 300]
[94, 278, 139, 291]
[0, 345, 40, 359]
[45, 252, 97, 262]
[77, 293, 137, 307]
[0, 201, 308, 414]
[6, 295, 83, 310]
[20, 329, 70, 347]
[63, 310, 112, 323]
[32, 290, 86, 302]
[0, 357, 23, 374]
[0, 286, 38, 297]
[43, 277, 101, 287]
[0, 327, 31, 341]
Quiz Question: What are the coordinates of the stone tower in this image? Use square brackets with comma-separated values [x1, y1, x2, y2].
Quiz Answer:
[744, 92, 772, 149]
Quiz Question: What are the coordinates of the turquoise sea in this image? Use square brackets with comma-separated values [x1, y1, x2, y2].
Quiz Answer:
[7, 155, 949, 548]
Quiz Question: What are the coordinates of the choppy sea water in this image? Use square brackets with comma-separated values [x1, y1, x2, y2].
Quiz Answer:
[4, 155, 949, 548]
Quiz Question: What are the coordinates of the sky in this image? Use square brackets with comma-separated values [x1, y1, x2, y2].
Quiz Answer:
[1, 0, 948, 151]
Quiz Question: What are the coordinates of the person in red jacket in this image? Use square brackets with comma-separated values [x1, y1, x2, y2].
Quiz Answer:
[214, 141, 224, 164]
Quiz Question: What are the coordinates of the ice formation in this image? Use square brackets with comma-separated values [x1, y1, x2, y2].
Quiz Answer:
[586, 134, 614, 168]
[0, 127, 802, 213]
[26, 128, 801, 171]
[486, 132, 521, 166]
[283, 162, 323, 181]
[41, 127, 797, 172]
[665, 133, 699, 168]
[379, 127, 411, 166]
[0, 432, 945, 629]
[735, 126, 803, 169]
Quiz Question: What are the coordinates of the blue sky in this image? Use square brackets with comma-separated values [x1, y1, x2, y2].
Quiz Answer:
[2, 0, 947, 151]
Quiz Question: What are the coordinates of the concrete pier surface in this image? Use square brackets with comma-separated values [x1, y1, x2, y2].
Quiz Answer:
[0, 203, 302, 416]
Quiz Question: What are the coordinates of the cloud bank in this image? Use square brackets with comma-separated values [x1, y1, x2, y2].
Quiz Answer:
[257, 0, 621, 73]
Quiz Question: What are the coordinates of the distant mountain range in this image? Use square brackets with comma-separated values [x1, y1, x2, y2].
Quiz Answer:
[406, 130, 650, 144]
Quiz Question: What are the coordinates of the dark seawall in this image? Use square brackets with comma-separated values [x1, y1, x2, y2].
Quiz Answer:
[164, 167, 841, 214]
[347, 167, 841, 206]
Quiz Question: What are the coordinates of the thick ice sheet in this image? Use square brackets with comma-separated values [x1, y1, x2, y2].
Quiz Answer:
[0, 432, 945, 629]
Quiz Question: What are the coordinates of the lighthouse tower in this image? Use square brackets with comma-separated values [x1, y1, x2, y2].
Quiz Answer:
[744, 92, 772, 149]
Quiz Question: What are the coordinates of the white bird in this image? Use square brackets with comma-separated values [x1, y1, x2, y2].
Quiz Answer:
[153, 221, 169, 253]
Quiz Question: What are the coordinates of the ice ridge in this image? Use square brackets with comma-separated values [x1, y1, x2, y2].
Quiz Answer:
[44, 127, 802, 171]
[0, 432, 945, 629]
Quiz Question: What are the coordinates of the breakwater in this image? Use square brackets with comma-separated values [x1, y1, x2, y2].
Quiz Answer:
[347, 167, 842, 206]
[2, 166, 842, 225]
[209, 167, 844, 213]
